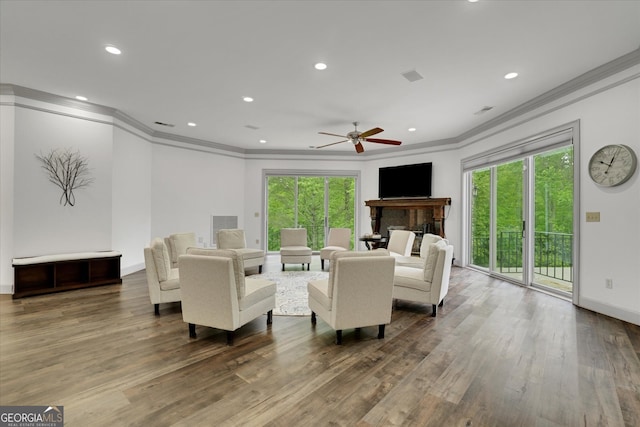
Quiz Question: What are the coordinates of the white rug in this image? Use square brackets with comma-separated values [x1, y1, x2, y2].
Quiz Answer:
[250, 270, 328, 316]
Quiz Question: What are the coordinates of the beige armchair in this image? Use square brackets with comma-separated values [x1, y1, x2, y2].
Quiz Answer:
[164, 232, 196, 268]
[395, 233, 448, 268]
[280, 228, 312, 271]
[386, 230, 416, 257]
[320, 228, 351, 270]
[144, 238, 181, 315]
[217, 228, 265, 273]
[308, 250, 395, 345]
[179, 249, 276, 345]
[393, 240, 454, 317]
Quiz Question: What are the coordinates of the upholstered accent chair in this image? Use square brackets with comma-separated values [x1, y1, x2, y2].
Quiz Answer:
[320, 228, 351, 270]
[280, 228, 312, 271]
[216, 228, 265, 273]
[393, 240, 454, 317]
[308, 250, 395, 345]
[386, 230, 416, 257]
[179, 249, 276, 345]
[164, 232, 196, 268]
[395, 233, 448, 268]
[144, 238, 181, 315]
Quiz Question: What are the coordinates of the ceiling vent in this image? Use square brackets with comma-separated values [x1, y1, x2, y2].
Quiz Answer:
[474, 106, 494, 115]
[245, 124, 260, 130]
[401, 70, 424, 82]
[154, 121, 175, 127]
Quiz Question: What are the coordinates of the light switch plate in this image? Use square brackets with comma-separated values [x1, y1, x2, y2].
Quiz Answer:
[586, 212, 600, 222]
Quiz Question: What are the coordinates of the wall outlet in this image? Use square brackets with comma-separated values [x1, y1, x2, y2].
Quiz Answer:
[586, 212, 600, 222]
[605, 278, 613, 289]
[255, 239, 259, 244]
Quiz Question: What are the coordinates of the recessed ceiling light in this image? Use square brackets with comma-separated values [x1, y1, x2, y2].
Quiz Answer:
[75, 96, 88, 101]
[504, 72, 519, 80]
[408, 127, 416, 132]
[468, 0, 479, 3]
[314, 62, 327, 70]
[105, 45, 121, 55]
[259, 139, 267, 144]
[243, 96, 254, 103]
[187, 122, 197, 127]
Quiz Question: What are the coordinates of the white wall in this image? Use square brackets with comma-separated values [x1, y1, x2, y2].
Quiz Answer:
[0, 98, 16, 292]
[458, 66, 640, 324]
[150, 143, 246, 247]
[12, 106, 114, 257]
[112, 125, 152, 275]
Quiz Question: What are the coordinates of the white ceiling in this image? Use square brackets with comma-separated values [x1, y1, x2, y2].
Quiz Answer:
[1, 0, 639, 154]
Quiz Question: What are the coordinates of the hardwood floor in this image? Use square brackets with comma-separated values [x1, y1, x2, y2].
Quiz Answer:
[1, 255, 639, 426]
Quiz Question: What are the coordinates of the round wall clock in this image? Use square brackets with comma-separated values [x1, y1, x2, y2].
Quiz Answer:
[588, 144, 637, 187]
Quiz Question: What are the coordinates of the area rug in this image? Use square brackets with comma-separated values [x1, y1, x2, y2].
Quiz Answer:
[250, 270, 328, 316]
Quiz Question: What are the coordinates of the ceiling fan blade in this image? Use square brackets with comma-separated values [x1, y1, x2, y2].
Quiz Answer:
[354, 142, 365, 153]
[364, 138, 402, 145]
[316, 139, 348, 149]
[359, 127, 384, 138]
[319, 131, 349, 138]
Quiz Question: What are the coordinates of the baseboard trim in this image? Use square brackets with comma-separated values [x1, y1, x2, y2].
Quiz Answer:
[579, 297, 640, 326]
[0, 284, 14, 295]
[122, 262, 145, 276]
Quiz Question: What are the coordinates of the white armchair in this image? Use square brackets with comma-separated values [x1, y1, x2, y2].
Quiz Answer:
[393, 240, 454, 317]
[144, 238, 181, 315]
[395, 233, 448, 268]
[386, 230, 416, 257]
[320, 228, 351, 270]
[217, 228, 265, 274]
[280, 228, 312, 271]
[179, 249, 276, 345]
[308, 250, 395, 345]
[164, 232, 196, 268]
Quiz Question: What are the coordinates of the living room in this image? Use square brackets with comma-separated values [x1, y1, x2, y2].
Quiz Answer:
[0, 1, 639, 425]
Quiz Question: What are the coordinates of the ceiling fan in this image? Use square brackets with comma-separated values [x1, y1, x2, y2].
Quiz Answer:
[317, 122, 402, 153]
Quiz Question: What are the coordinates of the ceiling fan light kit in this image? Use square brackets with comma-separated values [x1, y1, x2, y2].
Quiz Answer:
[317, 121, 403, 153]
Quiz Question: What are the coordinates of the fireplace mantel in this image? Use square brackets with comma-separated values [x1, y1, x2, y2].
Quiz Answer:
[364, 198, 451, 238]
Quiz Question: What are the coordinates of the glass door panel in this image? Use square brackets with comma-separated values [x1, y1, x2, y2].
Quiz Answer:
[267, 176, 296, 251]
[297, 176, 325, 251]
[492, 159, 524, 282]
[532, 147, 574, 293]
[470, 168, 490, 268]
[327, 177, 356, 249]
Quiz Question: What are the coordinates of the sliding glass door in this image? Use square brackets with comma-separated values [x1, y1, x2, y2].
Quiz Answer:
[467, 143, 574, 296]
[266, 173, 356, 252]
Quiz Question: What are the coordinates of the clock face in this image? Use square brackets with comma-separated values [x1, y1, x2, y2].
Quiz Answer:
[588, 144, 637, 187]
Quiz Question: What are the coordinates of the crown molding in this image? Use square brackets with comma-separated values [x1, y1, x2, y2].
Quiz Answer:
[3, 47, 639, 158]
[456, 47, 640, 142]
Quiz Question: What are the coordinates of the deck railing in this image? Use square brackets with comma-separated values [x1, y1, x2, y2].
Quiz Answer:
[471, 231, 573, 282]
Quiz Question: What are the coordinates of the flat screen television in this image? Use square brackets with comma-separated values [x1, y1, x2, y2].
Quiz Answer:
[378, 162, 432, 199]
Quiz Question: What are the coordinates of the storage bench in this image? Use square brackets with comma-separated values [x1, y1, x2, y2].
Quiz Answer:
[12, 251, 122, 298]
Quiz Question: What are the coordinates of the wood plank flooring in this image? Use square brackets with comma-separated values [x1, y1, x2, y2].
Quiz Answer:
[1, 255, 639, 426]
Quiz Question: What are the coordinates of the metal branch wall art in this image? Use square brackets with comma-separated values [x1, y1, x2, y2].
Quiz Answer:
[36, 148, 95, 206]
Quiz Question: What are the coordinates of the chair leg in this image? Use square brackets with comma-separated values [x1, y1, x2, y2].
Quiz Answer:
[154, 304, 160, 316]
[282, 264, 285, 271]
[432, 304, 437, 317]
[311, 311, 316, 325]
[439, 298, 445, 307]
[378, 324, 385, 339]
[226, 331, 235, 346]
[336, 330, 343, 345]
[188, 323, 196, 338]
[321, 259, 325, 270]
[307, 263, 310, 271]
[259, 265, 263, 274]
[267, 310, 273, 325]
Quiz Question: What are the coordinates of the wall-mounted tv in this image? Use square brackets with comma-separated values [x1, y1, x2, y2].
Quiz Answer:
[378, 162, 432, 199]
